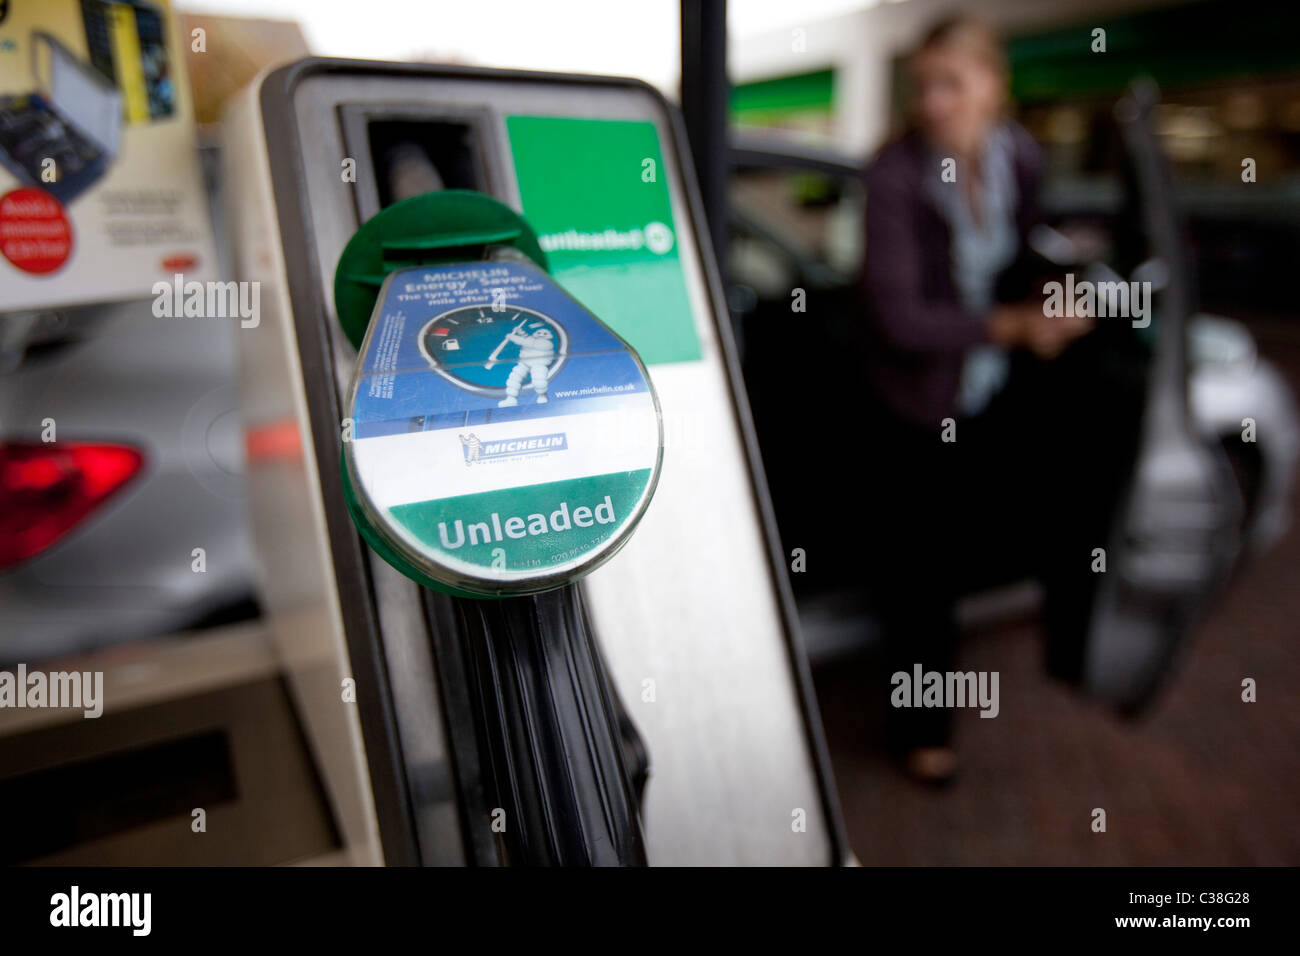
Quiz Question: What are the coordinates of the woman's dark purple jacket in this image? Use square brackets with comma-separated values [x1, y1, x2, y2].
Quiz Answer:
[862, 121, 1045, 426]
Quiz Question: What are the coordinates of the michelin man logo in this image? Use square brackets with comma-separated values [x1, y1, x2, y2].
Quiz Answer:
[497, 324, 555, 407]
[460, 433, 483, 463]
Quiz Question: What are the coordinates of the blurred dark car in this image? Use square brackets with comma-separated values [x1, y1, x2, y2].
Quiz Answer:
[726, 96, 1297, 711]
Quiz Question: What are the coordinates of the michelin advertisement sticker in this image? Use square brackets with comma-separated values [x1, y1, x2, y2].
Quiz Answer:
[344, 259, 663, 595]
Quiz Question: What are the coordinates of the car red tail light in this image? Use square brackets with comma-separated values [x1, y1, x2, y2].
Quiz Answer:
[0, 442, 144, 572]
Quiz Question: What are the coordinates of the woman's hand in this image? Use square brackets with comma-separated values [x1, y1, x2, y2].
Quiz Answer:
[1026, 309, 1094, 359]
[987, 303, 1035, 348]
[988, 302, 1093, 359]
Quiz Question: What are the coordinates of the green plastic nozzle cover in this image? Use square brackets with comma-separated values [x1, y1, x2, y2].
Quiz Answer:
[334, 189, 548, 350]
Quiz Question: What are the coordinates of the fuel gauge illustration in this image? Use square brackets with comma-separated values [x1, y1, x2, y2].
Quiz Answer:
[417, 304, 568, 403]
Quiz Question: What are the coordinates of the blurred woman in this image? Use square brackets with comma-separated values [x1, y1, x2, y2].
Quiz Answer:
[862, 15, 1091, 783]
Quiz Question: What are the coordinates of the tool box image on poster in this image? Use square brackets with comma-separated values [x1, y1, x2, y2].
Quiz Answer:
[0, 0, 215, 308]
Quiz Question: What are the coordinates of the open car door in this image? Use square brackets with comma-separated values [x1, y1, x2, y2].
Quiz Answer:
[1072, 81, 1244, 712]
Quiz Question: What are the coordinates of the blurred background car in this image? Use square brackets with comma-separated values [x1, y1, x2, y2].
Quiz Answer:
[0, 300, 258, 664]
[726, 127, 1299, 669]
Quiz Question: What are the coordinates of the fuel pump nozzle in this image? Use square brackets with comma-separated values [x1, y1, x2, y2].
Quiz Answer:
[333, 167, 659, 864]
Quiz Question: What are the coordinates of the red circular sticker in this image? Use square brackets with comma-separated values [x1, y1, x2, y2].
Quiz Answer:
[0, 188, 73, 275]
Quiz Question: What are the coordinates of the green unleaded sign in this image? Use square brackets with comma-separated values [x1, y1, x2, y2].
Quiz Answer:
[506, 116, 702, 366]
